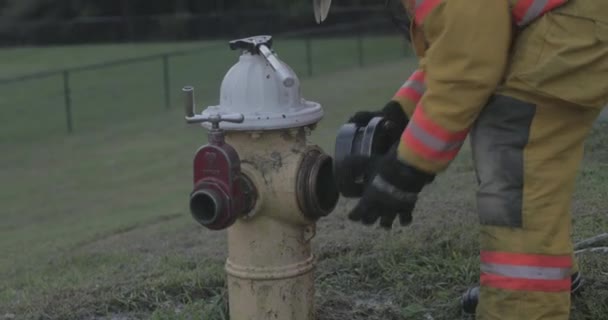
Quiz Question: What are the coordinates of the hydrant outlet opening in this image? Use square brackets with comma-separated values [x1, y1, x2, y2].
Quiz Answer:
[297, 150, 339, 220]
[316, 156, 339, 212]
[239, 174, 258, 215]
[190, 189, 223, 227]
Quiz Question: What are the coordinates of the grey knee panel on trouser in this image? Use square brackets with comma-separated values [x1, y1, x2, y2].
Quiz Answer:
[470, 95, 536, 228]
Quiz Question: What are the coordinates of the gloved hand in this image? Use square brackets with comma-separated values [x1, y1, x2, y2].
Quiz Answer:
[344, 144, 435, 229]
[348, 100, 409, 133]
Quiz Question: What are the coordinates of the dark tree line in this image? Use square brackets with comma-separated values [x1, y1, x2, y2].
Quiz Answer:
[0, 0, 391, 46]
[0, 0, 380, 21]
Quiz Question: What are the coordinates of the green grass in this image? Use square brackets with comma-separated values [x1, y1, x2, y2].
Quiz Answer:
[0, 41, 606, 319]
[0, 35, 405, 143]
[0, 41, 221, 78]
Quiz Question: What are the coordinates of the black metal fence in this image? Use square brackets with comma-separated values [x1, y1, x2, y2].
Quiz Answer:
[0, 20, 411, 143]
[0, 46, 218, 134]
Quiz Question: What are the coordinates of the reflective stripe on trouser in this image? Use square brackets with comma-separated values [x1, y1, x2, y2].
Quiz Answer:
[470, 94, 601, 320]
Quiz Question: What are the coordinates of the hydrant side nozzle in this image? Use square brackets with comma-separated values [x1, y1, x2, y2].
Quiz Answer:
[190, 174, 257, 229]
[296, 148, 340, 220]
[190, 188, 226, 227]
[190, 141, 245, 231]
[238, 173, 258, 216]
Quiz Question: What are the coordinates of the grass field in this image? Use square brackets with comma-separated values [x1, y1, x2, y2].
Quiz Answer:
[0, 34, 405, 143]
[0, 39, 607, 320]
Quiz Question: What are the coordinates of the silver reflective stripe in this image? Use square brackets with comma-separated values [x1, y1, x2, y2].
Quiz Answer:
[371, 176, 418, 202]
[401, 80, 426, 95]
[408, 121, 464, 152]
[415, 0, 425, 9]
[519, 0, 549, 26]
[482, 263, 570, 280]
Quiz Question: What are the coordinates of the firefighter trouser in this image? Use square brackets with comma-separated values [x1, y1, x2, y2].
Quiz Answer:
[470, 94, 602, 320]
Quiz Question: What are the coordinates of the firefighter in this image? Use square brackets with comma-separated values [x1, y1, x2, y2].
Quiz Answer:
[315, 0, 608, 319]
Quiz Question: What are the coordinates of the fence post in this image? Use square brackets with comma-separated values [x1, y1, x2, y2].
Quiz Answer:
[62, 71, 73, 134]
[357, 25, 364, 68]
[162, 54, 171, 110]
[305, 37, 313, 77]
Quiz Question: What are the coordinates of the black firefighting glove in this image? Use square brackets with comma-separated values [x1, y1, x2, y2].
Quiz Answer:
[348, 100, 409, 134]
[343, 143, 435, 229]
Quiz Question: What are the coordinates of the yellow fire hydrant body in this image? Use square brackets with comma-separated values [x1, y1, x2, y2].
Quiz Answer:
[227, 216, 316, 320]
[226, 130, 323, 320]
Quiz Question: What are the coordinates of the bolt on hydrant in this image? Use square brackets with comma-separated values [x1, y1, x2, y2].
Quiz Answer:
[184, 35, 340, 320]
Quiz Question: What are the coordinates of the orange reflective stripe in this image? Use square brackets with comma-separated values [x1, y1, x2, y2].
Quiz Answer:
[481, 274, 571, 292]
[512, 0, 567, 26]
[395, 70, 426, 104]
[401, 104, 468, 161]
[413, 0, 442, 25]
[480, 251, 572, 292]
[414, 0, 567, 28]
[481, 251, 572, 268]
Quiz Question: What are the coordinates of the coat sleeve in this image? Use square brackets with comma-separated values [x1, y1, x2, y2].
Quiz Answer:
[396, 0, 512, 174]
[391, 20, 428, 119]
[391, 64, 426, 119]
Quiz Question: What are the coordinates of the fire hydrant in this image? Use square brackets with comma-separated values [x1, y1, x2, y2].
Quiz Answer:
[184, 35, 340, 320]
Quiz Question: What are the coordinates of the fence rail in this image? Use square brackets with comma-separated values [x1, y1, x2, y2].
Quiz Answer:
[0, 20, 411, 141]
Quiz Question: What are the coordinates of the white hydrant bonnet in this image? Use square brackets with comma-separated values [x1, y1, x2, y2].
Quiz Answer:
[201, 36, 324, 131]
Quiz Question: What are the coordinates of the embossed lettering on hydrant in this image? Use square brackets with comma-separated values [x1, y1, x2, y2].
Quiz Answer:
[203, 151, 220, 175]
